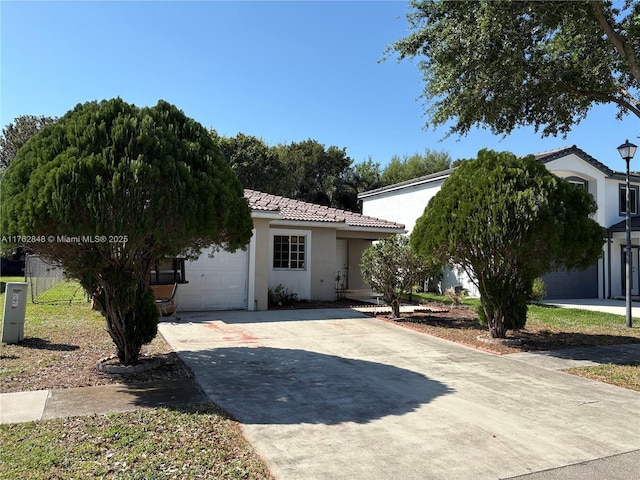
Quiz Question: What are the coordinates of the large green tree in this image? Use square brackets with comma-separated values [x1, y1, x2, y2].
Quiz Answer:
[410, 149, 605, 338]
[0, 114, 57, 170]
[276, 139, 353, 208]
[388, 0, 639, 137]
[0, 98, 253, 365]
[341, 157, 384, 212]
[361, 235, 437, 319]
[213, 131, 288, 195]
[380, 149, 451, 185]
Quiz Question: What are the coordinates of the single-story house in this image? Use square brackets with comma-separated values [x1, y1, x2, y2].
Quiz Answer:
[359, 145, 640, 300]
[158, 189, 405, 311]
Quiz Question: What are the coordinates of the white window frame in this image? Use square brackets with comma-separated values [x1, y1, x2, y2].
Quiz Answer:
[273, 234, 307, 270]
[619, 184, 638, 216]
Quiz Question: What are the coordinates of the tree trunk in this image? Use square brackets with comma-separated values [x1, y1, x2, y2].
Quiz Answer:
[94, 281, 159, 366]
[489, 317, 507, 338]
[391, 298, 401, 319]
[487, 311, 507, 338]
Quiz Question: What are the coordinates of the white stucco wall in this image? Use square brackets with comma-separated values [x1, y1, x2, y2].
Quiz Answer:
[361, 175, 448, 233]
[543, 154, 607, 226]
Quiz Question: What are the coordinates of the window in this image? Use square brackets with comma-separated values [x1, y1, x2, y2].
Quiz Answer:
[619, 184, 639, 215]
[273, 235, 306, 269]
[149, 258, 186, 285]
[566, 176, 588, 191]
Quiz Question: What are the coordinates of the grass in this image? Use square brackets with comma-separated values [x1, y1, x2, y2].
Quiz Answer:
[0, 405, 274, 479]
[409, 291, 638, 336]
[1, 276, 25, 283]
[0, 278, 195, 393]
[566, 362, 640, 392]
[0, 278, 274, 479]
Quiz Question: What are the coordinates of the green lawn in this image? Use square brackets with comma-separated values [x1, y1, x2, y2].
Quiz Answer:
[0, 406, 274, 480]
[408, 291, 635, 331]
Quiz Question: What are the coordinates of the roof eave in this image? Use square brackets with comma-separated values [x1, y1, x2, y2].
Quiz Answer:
[337, 225, 407, 234]
[358, 170, 454, 199]
[269, 220, 345, 229]
[251, 210, 283, 220]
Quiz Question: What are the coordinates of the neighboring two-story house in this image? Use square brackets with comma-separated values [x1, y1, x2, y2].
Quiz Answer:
[359, 145, 640, 300]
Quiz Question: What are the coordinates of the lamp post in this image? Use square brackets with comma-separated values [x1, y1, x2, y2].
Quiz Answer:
[618, 139, 638, 329]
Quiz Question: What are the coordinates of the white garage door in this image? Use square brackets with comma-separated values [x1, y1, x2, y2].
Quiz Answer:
[177, 247, 248, 311]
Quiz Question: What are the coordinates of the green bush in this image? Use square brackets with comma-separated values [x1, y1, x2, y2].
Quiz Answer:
[268, 284, 298, 307]
[444, 286, 466, 307]
[529, 278, 547, 302]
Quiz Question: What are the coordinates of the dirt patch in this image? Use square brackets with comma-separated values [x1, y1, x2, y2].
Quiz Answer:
[1, 327, 192, 394]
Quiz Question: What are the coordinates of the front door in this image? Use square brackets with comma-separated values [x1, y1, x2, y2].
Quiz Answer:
[621, 246, 640, 296]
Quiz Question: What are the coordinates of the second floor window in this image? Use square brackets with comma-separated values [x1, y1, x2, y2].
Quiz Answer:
[619, 184, 638, 215]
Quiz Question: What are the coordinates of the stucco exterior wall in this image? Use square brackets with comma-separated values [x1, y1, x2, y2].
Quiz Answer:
[361, 177, 447, 233]
[252, 218, 271, 311]
[543, 154, 607, 226]
[360, 151, 632, 300]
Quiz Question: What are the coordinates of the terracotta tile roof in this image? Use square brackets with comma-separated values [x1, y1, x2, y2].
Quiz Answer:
[244, 189, 405, 230]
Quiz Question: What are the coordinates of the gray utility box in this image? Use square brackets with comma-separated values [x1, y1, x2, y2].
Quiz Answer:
[1, 282, 28, 344]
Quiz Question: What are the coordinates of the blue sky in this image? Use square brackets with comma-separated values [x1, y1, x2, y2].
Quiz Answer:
[2, 1, 639, 173]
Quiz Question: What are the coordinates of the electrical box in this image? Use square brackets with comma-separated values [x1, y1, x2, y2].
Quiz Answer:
[1, 282, 28, 344]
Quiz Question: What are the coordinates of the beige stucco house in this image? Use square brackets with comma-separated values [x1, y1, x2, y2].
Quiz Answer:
[162, 189, 404, 311]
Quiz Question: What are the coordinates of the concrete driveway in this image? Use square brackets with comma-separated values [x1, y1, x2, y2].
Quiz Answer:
[159, 309, 640, 480]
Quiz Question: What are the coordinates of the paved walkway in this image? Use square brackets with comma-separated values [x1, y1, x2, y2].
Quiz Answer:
[2, 306, 640, 480]
[0, 378, 207, 424]
[541, 297, 640, 317]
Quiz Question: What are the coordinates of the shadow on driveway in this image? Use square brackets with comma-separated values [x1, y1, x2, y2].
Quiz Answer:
[179, 346, 454, 425]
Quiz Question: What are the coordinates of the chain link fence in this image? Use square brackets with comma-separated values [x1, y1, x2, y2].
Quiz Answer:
[24, 254, 88, 304]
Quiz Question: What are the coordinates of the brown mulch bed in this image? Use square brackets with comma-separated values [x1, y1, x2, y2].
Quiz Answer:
[376, 302, 640, 355]
[0, 322, 192, 394]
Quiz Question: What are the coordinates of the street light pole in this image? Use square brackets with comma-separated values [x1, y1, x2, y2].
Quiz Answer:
[618, 140, 638, 329]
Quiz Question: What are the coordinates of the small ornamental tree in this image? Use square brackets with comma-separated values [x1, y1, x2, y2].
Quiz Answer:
[410, 149, 605, 338]
[360, 235, 436, 319]
[0, 98, 253, 365]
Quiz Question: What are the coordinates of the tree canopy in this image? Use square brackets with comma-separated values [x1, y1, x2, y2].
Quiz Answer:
[213, 131, 454, 212]
[410, 149, 605, 338]
[275, 139, 354, 207]
[212, 131, 288, 195]
[388, 0, 640, 137]
[380, 149, 451, 185]
[0, 98, 253, 364]
[0, 114, 57, 170]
